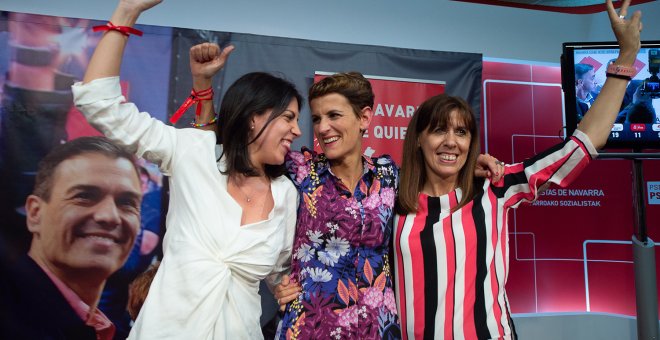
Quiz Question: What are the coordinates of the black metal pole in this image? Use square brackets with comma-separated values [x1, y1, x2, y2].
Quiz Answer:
[632, 157, 648, 243]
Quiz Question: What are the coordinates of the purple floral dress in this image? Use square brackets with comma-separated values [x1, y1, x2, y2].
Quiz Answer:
[276, 148, 401, 340]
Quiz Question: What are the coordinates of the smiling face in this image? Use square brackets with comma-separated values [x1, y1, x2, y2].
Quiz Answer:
[418, 109, 472, 188]
[26, 153, 142, 282]
[310, 93, 371, 164]
[250, 97, 301, 167]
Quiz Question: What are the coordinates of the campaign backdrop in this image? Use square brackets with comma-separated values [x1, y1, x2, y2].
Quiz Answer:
[0, 13, 171, 338]
[3, 11, 659, 339]
[482, 60, 660, 316]
[0, 11, 481, 339]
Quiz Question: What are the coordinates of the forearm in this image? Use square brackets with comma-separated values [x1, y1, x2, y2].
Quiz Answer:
[83, 3, 141, 83]
[577, 52, 637, 149]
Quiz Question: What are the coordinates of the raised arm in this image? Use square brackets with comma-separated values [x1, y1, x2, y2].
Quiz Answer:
[83, 0, 162, 83]
[577, 0, 642, 149]
[189, 43, 234, 131]
[74, 0, 190, 173]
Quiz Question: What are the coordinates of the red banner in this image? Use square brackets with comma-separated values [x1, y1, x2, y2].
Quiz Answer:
[313, 73, 445, 164]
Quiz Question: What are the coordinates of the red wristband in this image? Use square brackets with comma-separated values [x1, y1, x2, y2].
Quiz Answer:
[92, 22, 143, 37]
[170, 87, 214, 124]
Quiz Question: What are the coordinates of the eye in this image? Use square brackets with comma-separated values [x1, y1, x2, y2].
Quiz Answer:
[456, 128, 468, 136]
[311, 115, 320, 124]
[72, 191, 98, 204]
[432, 127, 446, 134]
[117, 196, 141, 212]
[329, 112, 341, 119]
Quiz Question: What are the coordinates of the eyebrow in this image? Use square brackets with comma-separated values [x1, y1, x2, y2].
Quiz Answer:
[66, 185, 141, 199]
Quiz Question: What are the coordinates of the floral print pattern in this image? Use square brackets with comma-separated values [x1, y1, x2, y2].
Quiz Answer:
[277, 148, 401, 340]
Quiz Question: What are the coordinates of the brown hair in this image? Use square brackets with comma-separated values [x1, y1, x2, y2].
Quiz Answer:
[127, 261, 160, 320]
[396, 94, 481, 214]
[308, 72, 374, 118]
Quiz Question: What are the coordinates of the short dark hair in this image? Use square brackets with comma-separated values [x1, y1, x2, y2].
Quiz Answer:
[396, 94, 481, 214]
[32, 136, 140, 201]
[216, 72, 303, 179]
[308, 72, 374, 118]
[575, 63, 594, 82]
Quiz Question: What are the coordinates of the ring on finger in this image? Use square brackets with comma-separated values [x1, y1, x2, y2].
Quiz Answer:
[495, 160, 505, 166]
[619, 14, 625, 19]
[277, 298, 281, 305]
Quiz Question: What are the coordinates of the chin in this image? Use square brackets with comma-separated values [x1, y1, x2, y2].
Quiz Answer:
[322, 148, 342, 160]
[71, 259, 121, 277]
[80, 249, 128, 270]
[268, 155, 286, 166]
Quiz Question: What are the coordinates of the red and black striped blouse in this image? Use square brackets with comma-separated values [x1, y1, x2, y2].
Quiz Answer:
[393, 130, 597, 340]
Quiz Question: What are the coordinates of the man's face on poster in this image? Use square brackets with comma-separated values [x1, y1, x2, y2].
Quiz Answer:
[26, 153, 142, 280]
[578, 69, 596, 93]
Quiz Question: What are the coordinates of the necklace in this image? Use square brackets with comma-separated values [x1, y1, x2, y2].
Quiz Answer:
[231, 176, 269, 203]
[237, 184, 253, 202]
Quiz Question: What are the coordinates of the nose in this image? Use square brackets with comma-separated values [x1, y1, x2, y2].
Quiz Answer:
[443, 131, 457, 148]
[316, 117, 330, 136]
[94, 196, 122, 229]
[291, 121, 301, 138]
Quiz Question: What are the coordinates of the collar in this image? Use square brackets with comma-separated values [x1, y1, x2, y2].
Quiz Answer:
[577, 92, 594, 105]
[314, 152, 376, 179]
[37, 262, 115, 340]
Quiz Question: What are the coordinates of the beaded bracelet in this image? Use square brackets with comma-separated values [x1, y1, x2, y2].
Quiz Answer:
[190, 115, 218, 128]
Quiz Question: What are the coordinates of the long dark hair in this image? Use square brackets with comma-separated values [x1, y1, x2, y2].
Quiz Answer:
[217, 72, 302, 179]
[396, 94, 481, 214]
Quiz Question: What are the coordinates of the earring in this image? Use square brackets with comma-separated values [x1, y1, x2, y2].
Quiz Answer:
[250, 125, 255, 130]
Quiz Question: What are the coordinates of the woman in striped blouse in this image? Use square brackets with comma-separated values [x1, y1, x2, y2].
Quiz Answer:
[393, 1, 642, 339]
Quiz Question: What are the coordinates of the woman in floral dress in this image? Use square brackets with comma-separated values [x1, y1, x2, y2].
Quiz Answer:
[276, 72, 401, 339]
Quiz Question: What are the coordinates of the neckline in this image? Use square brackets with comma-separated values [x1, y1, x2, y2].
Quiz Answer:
[419, 187, 461, 199]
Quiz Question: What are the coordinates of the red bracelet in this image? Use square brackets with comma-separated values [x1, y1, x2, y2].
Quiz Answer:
[170, 87, 214, 124]
[92, 22, 143, 37]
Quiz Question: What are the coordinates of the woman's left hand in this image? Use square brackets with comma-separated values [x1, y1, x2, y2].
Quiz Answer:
[475, 153, 505, 182]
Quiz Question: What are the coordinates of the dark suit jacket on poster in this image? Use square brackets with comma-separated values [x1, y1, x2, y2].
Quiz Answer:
[0, 255, 97, 340]
[576, 101, 589, 122]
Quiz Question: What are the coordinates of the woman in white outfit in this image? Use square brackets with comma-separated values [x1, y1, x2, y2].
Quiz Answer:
[72, 0, 302, 338]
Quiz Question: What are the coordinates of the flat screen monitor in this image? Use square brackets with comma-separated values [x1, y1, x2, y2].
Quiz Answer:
[561, 41, 660, 149]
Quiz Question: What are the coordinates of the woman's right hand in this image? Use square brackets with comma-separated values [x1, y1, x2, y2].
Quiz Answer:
[273, 274, 302, 311]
